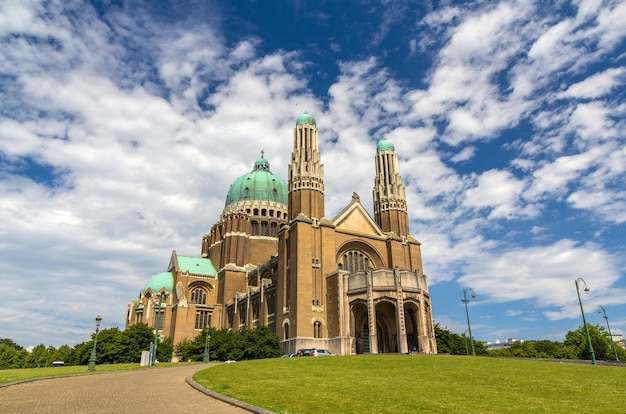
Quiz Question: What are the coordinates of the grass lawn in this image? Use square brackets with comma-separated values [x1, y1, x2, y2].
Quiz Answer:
[193, 355, 626, 414]
[0, 362, 190, 384]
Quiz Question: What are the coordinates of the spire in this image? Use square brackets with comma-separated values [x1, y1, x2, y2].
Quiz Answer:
[373, 139, 409, 236]
[288, 112, 325, 220]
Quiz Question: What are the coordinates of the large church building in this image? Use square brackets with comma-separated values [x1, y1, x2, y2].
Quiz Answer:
[126, 112, 437, 356]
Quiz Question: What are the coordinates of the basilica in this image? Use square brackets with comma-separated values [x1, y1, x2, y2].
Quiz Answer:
[126, 112, 437, 356]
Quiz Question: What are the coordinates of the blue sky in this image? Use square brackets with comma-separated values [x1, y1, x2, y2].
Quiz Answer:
[1, 0, 625, 349]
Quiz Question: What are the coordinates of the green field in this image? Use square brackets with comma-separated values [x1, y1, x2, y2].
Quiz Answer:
[0, 362, 187, 384]
[192, 355, 626, 414]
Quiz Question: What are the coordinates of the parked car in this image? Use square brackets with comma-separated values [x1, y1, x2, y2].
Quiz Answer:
[312, 349, 334, 356]
[296, 348, 334, 356]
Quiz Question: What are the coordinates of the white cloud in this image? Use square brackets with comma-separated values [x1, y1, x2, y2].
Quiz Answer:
[459, 239, 623, 318]
[560, 67, 625, 99]
[527, 147, 605, 198]
[449, 146, 476, 163]
[464, 169, 526, 219]
[568, 101, 617, 142]
[0, 0, 45, 36]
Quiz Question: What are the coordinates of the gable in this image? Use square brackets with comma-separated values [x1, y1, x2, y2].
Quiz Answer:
[332, 200, 384, 237]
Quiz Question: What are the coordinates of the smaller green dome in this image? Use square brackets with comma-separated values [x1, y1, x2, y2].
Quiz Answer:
[376, 139, 395, 152]
[296, 112, 316, 126]
[142, 272, 174, 294]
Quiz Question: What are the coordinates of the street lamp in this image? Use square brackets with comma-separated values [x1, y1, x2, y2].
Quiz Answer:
[203, 329, 211, 363]
[45, 346, 51, 368]
[463, 330, 469, 356]
[152, 291, 169, 366]
[87, 315, 102, 372]
[574, 278, 596, 365]
[598, 306, 619, 361]
[461, 287, 477, 356]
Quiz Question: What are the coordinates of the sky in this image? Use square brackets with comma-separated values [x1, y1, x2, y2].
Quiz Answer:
[1, 0, 625, 350]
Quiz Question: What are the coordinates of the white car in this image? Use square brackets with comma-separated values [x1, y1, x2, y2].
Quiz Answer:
[312, 349, 334, 356]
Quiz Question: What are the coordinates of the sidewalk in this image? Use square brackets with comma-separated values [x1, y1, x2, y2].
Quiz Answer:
[0, 364, 265, 413]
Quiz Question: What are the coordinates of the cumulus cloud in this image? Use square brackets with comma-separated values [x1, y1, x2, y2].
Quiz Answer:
[560, 67, 626, 99]
[459, 239, 622, 316]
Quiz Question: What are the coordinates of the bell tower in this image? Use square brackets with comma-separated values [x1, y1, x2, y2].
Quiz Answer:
[373, 139, 409, 236]
[288, 112, 325, 220]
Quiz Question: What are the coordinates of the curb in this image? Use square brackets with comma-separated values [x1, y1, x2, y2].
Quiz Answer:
[186, 375, 278, 414]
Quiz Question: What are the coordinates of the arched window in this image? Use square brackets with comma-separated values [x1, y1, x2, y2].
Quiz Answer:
[191, 287, 207, 305]
[261, 221, 268, 236]
[195, 311, 211, 329]
[314, 321, 322, 338]
[341, 250, 371, 273]
[251, 221, 259, 236]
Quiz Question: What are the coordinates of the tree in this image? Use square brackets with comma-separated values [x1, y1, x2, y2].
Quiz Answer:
[0, 338, 23, 350]
[27, 344, 48, 368]
[174, 338, 193, 362]
[174, 326, 281, 362]
[565, 324, 626, 361]
[118, 323, 154, 363]
[240, 326, 282, 360]
[434, 324, 472, 355]
[54, 344, 74, 364]
[72, 341, 92, 365]
[156, 336, 173, 363]
[0, 343, 28, 369]
[533, 340, 577, 359]
[207, 328, 244, 362]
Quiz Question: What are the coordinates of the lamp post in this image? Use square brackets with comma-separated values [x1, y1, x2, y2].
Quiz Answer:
[574, 278, 596, 365]
[463, 330, 469, 356]
[87, 315, 102, 372]
[461, 287, 477, 356]
[598, 306, 619, 361]
[203, 329, 211, 363]
[152, 291, 169, 366]
[45, 346, 51, 368]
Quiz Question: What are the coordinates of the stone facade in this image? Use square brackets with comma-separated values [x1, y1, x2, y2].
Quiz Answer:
[126, 112, 437, 356]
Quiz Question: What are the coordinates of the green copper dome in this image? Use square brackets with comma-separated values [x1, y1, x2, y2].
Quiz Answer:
[296, 111, 316, 126]
[376, 139, 395, 152]
[142, 272, 174, 294]
[225, 157, 288, 207]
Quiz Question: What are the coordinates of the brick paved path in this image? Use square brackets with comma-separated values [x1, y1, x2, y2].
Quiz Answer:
[0, 364, 262, 414]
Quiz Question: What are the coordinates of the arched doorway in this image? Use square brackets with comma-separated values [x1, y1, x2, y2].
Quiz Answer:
[375, 301, 398, 353]
[351, 301, 368, 354]
[404, 302, 420, 353]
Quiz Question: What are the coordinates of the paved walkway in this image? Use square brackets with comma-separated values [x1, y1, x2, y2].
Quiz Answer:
[0, 364, 269, 414]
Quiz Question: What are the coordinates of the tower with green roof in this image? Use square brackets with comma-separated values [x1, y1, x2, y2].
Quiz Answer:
[373, 138, 409, 236]
[289, 111, 325, 220]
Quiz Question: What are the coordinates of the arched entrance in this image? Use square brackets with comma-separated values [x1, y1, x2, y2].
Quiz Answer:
[404, 302, 420, 353]
[375, 301, 398, 353]
[351, 301, 368, 354]
[351, 299, 400, 354]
